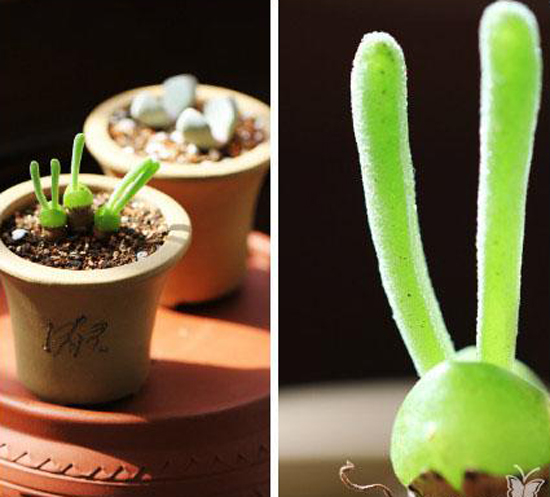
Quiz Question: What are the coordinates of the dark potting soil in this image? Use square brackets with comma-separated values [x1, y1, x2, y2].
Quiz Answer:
[109, 105, 267, 164]
[0, 193, 169, 270]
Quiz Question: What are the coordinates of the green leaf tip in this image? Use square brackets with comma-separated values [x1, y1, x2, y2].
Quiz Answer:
[94, 158, 160, 233]
[477, 0, 542, 369]
[351, 32, 454, 376]
[30, 159, 67, 230]
[63, 132, 93, 210]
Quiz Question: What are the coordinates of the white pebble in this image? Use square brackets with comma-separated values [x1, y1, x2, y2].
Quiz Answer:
[11, 228, 28, 242]
[151, 131, 168, 142]
[187, 143, 199, 155]
[170, 130, 184, 144]
[113, 118, 136, 134]
[136, 251, 148, 260]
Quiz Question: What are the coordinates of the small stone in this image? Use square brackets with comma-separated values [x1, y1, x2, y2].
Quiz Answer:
[176, 108, 220, 150]
[170, 130, 184, 144]
[204, 96, 238, 145]
[208, 149, 222, 161]
[130, 92, 173, 128]
[145, 141, 165, 156]
[11, 228, 28, 242]
[151, 131, 168, 142]
[162, 74, 197, 120]
[112, 118, 136, 134]
[136, 251, 148, 260]
[187, 143, 199, 155]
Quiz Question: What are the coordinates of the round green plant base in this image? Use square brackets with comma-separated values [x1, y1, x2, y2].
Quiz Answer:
[391, 360, 550, 491]
[455, 346, 547, 392]
[63, 183, 94, 210]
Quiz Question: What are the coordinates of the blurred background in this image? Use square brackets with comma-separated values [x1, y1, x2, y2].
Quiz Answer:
[280, 0, 549, 495]
[0, 0, 270, 232]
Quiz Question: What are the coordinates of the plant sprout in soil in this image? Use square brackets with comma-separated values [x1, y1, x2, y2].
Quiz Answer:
[30, 158, 67, 238]
[94, 158, 160, 235]
[344, 1, 550, 495]
[63, 133, 94, 231]
[30, 133, 160, 239]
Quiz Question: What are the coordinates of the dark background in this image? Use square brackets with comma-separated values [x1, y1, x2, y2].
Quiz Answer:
[0, 0, 270, 232]
[280, 0, 550, 384]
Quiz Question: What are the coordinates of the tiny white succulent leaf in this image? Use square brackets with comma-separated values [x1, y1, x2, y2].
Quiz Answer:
[176, 107, 221, 150]
[163, 74, 198, 120]
[130, 92, 172, 128]
[204, 96, 238, 145]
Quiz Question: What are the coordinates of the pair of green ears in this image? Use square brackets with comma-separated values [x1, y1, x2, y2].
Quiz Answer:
[351, 1, 541, 376]
[30, 133, 91, 229]
[31, 133, 160, 233]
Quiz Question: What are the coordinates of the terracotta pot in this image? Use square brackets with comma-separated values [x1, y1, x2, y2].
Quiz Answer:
[84, 84, 270, 304]
[0, 174, 191, 405]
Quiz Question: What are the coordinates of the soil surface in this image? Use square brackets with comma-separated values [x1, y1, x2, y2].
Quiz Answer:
[108, 104, 267, 164]
[0, 193, 168, 270]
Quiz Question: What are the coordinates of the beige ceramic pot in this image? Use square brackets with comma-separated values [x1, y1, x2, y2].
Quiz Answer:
[84, 84, 270, 304]
[0, 174, 191, 405]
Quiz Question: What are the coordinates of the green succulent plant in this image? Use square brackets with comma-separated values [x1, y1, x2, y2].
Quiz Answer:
[348, 0, 549, 493]
[29, 135, 161, 241]
[30, 158, 67, 235]
[94, 158, 160, 234]
[63, 133, 94, 231]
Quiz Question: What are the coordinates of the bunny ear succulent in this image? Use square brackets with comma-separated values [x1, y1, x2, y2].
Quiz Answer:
[30, 158, 67, 237]
[63, 133, 94, 231]
[94, 158, 160, 235]
[349, 1, 549, 494]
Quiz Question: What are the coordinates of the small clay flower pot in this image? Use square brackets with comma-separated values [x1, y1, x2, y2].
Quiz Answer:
[0, 174, 191, 405]
[84, 84, 270, 304]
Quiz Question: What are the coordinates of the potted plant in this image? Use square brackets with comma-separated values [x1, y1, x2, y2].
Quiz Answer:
[0, 134, 192, 405]
[84, 75, 270, 304]
[341, 2, 550, 496]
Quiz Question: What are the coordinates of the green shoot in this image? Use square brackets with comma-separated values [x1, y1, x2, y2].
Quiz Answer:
[63, 133, 94, 210]
[30, 160, 67, 230]
[476, 1, 541, 369]
[94, 158, 160, 233]
[351, 33, 454, 376]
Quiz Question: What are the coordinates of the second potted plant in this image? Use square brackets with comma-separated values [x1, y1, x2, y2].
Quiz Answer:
[84, 76, 270, 304]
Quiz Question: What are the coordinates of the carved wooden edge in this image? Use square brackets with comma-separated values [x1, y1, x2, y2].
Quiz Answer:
[0, 440, 270, 483]
[408, 465, 550, 497]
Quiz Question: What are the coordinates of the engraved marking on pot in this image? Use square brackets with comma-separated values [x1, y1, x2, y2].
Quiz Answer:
[43, 315, 109, 358]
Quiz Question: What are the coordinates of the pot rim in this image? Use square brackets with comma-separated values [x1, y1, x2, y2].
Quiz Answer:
[84, 84, 271, 180]
[0, 174, 192, 286]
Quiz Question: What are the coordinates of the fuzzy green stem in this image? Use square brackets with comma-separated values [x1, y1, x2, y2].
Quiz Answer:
[63, 133, 93, 212]
[30, 160, 67, 230]
[351, 33, 454, 376]
[476, 1, 541, 369]
[112, 161, 160, 214]
[105, 158, 154, 212]
[71, 133, 85, 190]
[50, 159, 61, 209]
[30, 161, 49, 210]
[94, 159, 159, 233]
